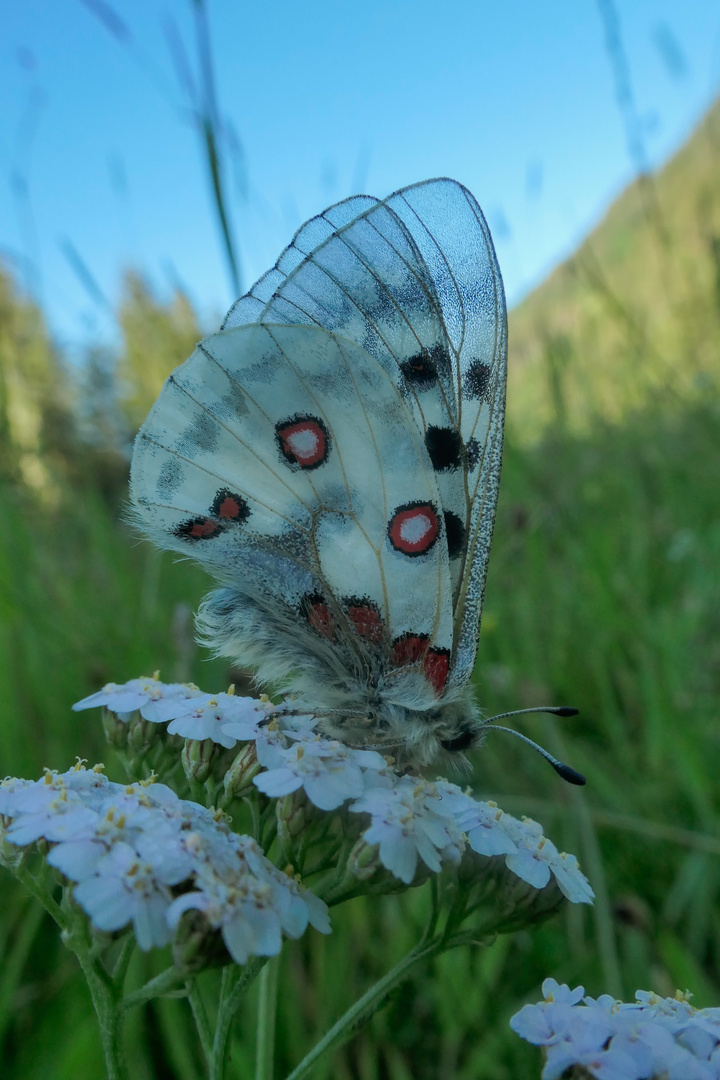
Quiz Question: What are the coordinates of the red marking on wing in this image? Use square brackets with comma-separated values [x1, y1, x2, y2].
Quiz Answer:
[347, 602, 383, 644]
[216, 495, 243, 520]
[424, 649, 450, 695]
[392, 634, 429, 666]
[277, 419, 328, 468]
[307, 600, 334, 640]
[177, 517, 222, 541]
[387, 503, 439, 556]
[393, 636, 449, 694]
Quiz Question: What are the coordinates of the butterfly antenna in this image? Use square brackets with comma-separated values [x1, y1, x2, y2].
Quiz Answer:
[485, 705, 585, 786]
[485, 705, 579, 723]
[488, 725, 586, 785]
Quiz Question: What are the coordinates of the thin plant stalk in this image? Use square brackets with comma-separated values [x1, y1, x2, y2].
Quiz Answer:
[256, 956, 280, 1080]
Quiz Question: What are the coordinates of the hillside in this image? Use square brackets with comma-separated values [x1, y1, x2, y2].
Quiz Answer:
[507, 94, 720, 438]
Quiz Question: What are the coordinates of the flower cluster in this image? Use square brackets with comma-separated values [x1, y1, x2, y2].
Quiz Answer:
[73, 676, 268, 747]
[74, 677, 595, 902]
[511, 979, 720, 1080]
[0, 764, 329, 963]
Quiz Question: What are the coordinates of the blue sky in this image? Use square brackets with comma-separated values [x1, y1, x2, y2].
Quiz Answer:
[1, 0, 719, 352]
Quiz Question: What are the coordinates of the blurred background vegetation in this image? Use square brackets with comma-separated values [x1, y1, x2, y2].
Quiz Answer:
[1, 34, 720, 1080]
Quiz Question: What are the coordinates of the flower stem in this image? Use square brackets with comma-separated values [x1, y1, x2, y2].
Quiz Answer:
[255, 955, 280, 1080]
[187, 978, 213, 1065]
[111, 935, 135, 986]
[210, 957, 268, 1080]
[282, 938, 444, 1080]
[121, 966, 189, 1010]
[14, 864, 66, 927]
[73, 943, 128, 1080]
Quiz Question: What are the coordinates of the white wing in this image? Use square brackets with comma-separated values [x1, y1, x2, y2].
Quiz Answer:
[223, 178, 507, 690]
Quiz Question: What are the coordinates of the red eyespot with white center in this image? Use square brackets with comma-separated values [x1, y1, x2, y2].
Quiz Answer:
[276, 416, 330, 470]
[387, 502, 439, 556]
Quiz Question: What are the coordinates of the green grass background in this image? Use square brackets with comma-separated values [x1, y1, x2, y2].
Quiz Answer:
[0, 97, 719, 1080]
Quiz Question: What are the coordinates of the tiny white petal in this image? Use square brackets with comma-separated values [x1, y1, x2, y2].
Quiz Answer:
[47, 838, 107, 880]
[222, 913, 258, 965]
[253, 768, 304, 799]
[505, 849, 552, 889]
[303, 889, 332, 935]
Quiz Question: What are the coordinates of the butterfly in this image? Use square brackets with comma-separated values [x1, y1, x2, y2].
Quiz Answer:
[130, 178, 507, 767]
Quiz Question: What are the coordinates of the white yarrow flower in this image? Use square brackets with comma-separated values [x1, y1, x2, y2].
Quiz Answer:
[254, 733, 386, 811]
[72, 841, 178, 950]
[167, 692, 266, 748]
[1, 765, 329, 960]
[167, 834, 330, 964]
[350, 775, 467, 884]
[437, 785, 519, 857]
[511, 981, 720, 1080]
[498, 816, 594, 903]
[72, 677, 197, 721]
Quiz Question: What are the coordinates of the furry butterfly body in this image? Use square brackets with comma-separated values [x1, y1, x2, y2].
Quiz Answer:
[130, 178, 507, 766]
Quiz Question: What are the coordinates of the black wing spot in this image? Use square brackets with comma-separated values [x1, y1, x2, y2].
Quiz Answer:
[465, 438, 481, 471]
[156, 459, 184, 499]
[425, 426, 463, 471]
[443, 511, 466, 559]
[175, 407, 220, 456]
[399, 343, 450, 389]
[463, 360, 492, 400]
[400, 350, 438, 388]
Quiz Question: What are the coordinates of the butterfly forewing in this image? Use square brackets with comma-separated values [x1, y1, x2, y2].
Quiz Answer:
[383, 181, 508, 687]
[223, 195, 380, 328]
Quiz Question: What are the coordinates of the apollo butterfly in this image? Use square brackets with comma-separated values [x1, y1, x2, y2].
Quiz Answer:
[130, 178, 507, 766]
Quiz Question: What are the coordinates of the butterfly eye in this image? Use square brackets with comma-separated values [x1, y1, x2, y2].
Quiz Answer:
[440, 730, 475, 753]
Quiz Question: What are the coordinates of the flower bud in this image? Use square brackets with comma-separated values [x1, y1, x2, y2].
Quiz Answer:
[101, 707, 131, 749]
[276, 789, 312, 865]
[0, 830, 27, 871]
[171, 908, 228, 973]
[182, 738, 218, 786]
[222, 742, 261, 802]
[340, 836, 432, 895]
[456, 849, 566, 932]
[127, 715, 165, 760]
[346, 836, 381, 881]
